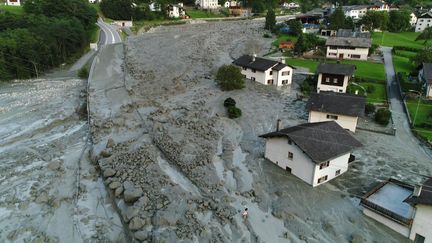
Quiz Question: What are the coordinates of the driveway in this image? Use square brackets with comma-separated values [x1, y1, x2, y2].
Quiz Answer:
[381, 46, 432, 159]
[97, 18, 122, 45]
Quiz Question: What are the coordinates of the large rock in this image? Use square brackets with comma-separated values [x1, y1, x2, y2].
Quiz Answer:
[124, 206, 140, 222]
[106, 138, 115, 148]
[124, 187, 143, 203]
[103, 168, 116, 178]
[129, 217, 145, 230]
[134, 230, 149, 241]
[109, 181, 122, 190]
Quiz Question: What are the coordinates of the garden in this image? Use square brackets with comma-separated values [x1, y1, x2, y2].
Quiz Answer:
[406, 98, 432, 141]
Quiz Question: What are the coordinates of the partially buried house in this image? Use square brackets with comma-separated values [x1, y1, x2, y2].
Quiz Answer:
[307, 91, 366, 132]
[259, 121, 362, 187]
[316, 63, 356, 93]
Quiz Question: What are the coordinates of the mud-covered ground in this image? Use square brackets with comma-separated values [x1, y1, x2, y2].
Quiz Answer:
[87, 20, 432, 242]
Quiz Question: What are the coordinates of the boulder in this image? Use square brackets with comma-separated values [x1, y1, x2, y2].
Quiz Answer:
[134, 230, 149, 241]
[124, 187, 143, 203]
[109, 181, 122, 190]
[125, 206, 140, 222]
[129, 217, 145, 230]
[106, 138, 115, 148]
[103, 168, 116, 178]
[114, 186, 124, 197]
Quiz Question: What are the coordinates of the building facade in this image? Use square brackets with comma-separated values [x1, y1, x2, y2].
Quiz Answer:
[316, 63, 356, 93]
[343, 5, 368, 20]
[6, 0, 21, 6]
[166, 4, 186, 18]
[419, 63, 432, 99]
[197, 0, 219, 9]
[325, 29, 371, 60]
[416, 12, 432, 32]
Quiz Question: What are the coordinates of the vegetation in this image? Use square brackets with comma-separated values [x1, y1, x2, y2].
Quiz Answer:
[186, 9, 225, 18]
[265, 9, 276, 31]
[347, 82, 387, 103]
[293, 33, 324, 55]
[287, 20, 302, 37]
[375, 108, 391, 125]
[300, 76, 316, 95]
[411, 45, 432, 67]
[223, 97, 236, 107]
[328, 6, 354, 30]
[0, 5, 24, 14]
[365, 103, 376, 115]
[216, 65, 245, 91]
[361, 11, 389, 32]
[416, 26, 432, 44]
[227, 106, 242, 119]
[100, 0, 164, 21]
[406, 98, 432, 141]
[372, 32, 422, 48]
[78, 67, 89, 79]
[388, 10, 411, 32]
[0, 0, 97, 81]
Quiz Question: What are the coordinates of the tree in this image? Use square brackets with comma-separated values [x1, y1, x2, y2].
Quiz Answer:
[294, 33, 306, 55]
[227, 106, 242, 118]
[416, 26, 432, 44]
[287, 20, 303, 36]
[265, 9, 276, 31]
[329, 6, 346, 30]
[365, 103, 376, 115]
[216, 65, 245, 91]
[100, 0, 134, 20]
[411, 45, 432, 66]
[361, 11, 389, 32]
[224, 97, 236, 107]
[388, 10, 411, 32]
[375, 108, 391, 125]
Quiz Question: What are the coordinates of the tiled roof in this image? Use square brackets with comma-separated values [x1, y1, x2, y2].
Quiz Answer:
[307, 91, 366, 117]
[326, 36, 372, 48]
[233, 55, 287, 72]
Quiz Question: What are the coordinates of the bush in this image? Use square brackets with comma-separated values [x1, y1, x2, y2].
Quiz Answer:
[78, 67, 89, 79]
[216, 65, 245, 91]
[224, 97, 236, 107]
[227, 106, 242, 119]
[263, 33, 271, 38]
[366, 84, 376, 93]
[365, 103, 376, 114]
[375, 108, 391, 125]
[300, 80, 311, 94]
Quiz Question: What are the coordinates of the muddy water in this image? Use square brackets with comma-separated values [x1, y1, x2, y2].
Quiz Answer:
[0, 79, 124, 242]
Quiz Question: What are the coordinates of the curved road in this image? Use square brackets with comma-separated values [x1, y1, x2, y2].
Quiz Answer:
[97, 18, 122, 45]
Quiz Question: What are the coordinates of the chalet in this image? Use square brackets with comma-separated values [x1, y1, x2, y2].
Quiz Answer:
[342, 5, 368, 20]
[316, 63, 356, 93]
[325, 29, 372, 60]
[196, 0, 219, 9]
[418, 63, 432, 99]
[6, 0, 21, 6]
[307, 92, 366, 132]
[166, 3, 186, 18]
[361, 177, 432, 243]
[232, 55, 294, 86]
[259, 121, 362, 187]
[416, 12, 432, 32]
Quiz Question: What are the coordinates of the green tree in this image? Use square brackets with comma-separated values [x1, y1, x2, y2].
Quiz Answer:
[224, 97, 236, 107]
[416, 26, 432, 44]
[329, 6, 346, 30]
[265, 9, 276, 31]
[287, 20, 303, 36]
[388, 10, 411, 32]
[375, 108, 391, 125]
[294, 33, 306, 55]
[227, 106, 242, 118]
[216, 65, 245, 91]
[361, 11, 389, 32]
[100, 0, 133, 20]
[411, 45, 432, 66]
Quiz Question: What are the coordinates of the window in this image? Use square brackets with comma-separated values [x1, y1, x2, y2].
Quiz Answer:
[251, 77, 256, 81]
[288, 152, 293, 160]
[282, 80, 289, 85]
[252, 69, 256, 73]
[333, 78, 338, 83]
[325, 77, 330, 83]
[267, 79, 274, 84]
[317, 175, 328, 184]
[269, 71, 273, 75]
[335, 169, 341, 176]
[282, 71, 290, 76]
[351, 54, 361, 59]
[329, 52, 337, 56]
[326, 114, 338, 120]
[414, 234, 425, 243]
[319, 161, 330, 169]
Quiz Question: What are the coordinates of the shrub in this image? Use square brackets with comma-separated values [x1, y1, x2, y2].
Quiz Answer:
[263, 33, 271, 38]
[224, 97, 236, 107]
[366, 84, 376, 93]
[375, 108, 391, 125]
[227, 106, 242, 119]
[216, 65, 245, 91]
[365, 103, 376, 114]
[78, 67, 89, 79]
[300, 80, 311, 94]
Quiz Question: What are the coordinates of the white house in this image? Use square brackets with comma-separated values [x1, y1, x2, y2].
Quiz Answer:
[316, 63, 356, 93]
[307, 92, 366, 132]
[166, 3, 186, 18]
[361, 177, 432, 243]
[149, 2, 161, 12]
[325, 29, 371, 60]
[342, 5, 368, 20]
[224, 1, 230, 8]
[232, 55, 294, 86]
[259, 121, 362, 187]
[368, 0, 390, 11]
[196, 0, 219, 9]
[281, 2, 300, 9]
[6, 0, 21, 6]
[410, 12, 418, 26]
[418, 63, 432, 99]
[416, 12, 432, 32]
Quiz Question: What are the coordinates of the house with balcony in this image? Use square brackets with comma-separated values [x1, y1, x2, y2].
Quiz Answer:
[232, 55, 294, 86]
[307, 92, 366, 132]
[342, 5, 368, 20]
[416, 12, 432, 32]
[259, 121, 362, 187]
[361, 177, 432, 243]
[316, 63, 356, 93]
[419, 63, 432, 99]
[325, 29, 371, 60]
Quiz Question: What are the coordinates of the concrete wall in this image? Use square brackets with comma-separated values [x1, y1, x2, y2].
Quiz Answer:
[416, 17, 432, 32]
[326, 46, 369, 61]
[312, 153, 350, 187]
[363, 208, 410, 237]
[264, 137, 315, 185]
[409, 205, 432, 243]
[317, 73, 349, 93]
[308, 111, 358, 132]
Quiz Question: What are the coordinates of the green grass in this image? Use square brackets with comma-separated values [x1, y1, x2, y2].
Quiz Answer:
[394, 50, 417, 58]
[272, 34, 298, 47]
[186, 9, 224, 18]
[131, 19, 184, 33]
[393, 54, 415, 75]
[89, 25, 100, 43]
[286, 58, 386, 81]
[0, 5, 24, 14]
[406, 99, 432, 141]
[348, 82, 387, 103]
[372, 32, 423, 49]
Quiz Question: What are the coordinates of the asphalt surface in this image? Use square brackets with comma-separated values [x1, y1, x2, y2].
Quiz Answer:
[97, 18, 122, 45]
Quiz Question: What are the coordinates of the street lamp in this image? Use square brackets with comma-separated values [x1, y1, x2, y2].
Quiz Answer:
[408, 90, 421, 127]
[351, 82, 367, 96]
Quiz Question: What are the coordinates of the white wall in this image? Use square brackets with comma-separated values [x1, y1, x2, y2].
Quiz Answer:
[409, 205, 432, 243]
[308, 111, 358, 132]
[416, 17, 432, 32]
[410, 13, 418, 26]
[241, 68, 270, 85]
[264, 137, 315, 185]
[6, 0, 20, 6]
[240, 65, 292, 87]
[200, 0, 219, 9]
[316, 73, 349, 93]
[312, 153, 350, 187]
[363, 208, 411, 237]
[326, 46, 369, 61]
[274, 66, 293, 86]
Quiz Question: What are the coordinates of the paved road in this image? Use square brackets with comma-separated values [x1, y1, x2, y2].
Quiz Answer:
[381, 46, 432, 158]
[97, 18, 122, 45]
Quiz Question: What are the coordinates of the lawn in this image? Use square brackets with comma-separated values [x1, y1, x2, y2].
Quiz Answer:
[89, 25, 101, 43]
[272, 34, 298, 47]
[406, 99, 432, 141]
[393, 55, 415, 75]
[285, 58, 386, 81]
[372, 32, 423, 49]
[131, 19, 185, 33]
[348, 82, 387, 103]
[0, 5, 24, 14]
[186, 9, 224, 18]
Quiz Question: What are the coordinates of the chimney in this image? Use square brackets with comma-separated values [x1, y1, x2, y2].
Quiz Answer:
[252, 53, 256, 62]
[413, 185, 422, 197]
[276, 119, 282, 132]
[279, 58, 285, 64]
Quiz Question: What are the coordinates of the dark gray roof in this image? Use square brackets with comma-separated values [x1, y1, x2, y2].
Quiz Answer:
[316, 63, 356, 76]
[259, 121, 362, 163]
[419, 12, 432, 19]
[233, 55, 288, 72]
[307, 92, 366, 117]
[405, 178, 432, 206]
[336, 29, 371, 38]
[342, 5, 369, 11]
[423, 63, 432, 83]
[273, 63, 288, 71]
[326, 36, 372, 48]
